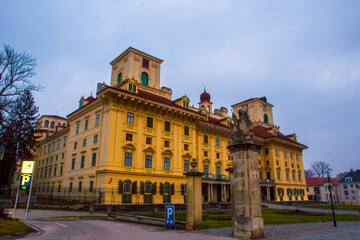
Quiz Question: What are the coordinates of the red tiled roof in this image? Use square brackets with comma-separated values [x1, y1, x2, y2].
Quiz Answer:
[201, 116, 230, 129]
[306, 177, 341, 186]
[232, 97, 273, 107]
[85, 96, 95, 102]
[252, 126, 307, 148]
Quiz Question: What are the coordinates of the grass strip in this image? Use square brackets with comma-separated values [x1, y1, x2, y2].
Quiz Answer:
[0, 218, 35, 237]
[304, 205, 360, 211]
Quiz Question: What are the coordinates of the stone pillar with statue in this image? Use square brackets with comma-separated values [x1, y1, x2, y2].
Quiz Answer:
[184, 159, 203, 230]
[227, 110, 266, 239]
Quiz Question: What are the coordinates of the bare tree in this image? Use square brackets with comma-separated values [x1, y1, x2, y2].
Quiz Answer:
[336, 171, 348, 179]
[0, 45, 42, 128]
[311, 161, 333, 178]
[305, 169, 316, 178]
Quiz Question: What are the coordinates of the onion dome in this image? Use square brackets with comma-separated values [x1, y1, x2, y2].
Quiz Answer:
[200, 89, 211, 102]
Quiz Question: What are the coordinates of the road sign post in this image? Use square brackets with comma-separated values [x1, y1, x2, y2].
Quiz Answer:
[165, 203, 175, 228]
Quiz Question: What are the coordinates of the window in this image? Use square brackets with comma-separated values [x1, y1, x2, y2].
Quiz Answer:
[266, 161, 269, 165]
[265, 148, 269, 155]
[267, 172, 271, 179]
[264, 114, 269, 124]
[84, 119, 88, 130]
[60, 165, 63, 175]
[49, 167, 52, 177]
[147, 117, 153, 128]
[125, 153, 132, 166]
[216, 153, 220, 159]
[204, 151, 208, 157]
[164, 140, 170, 148]
[78, 182, 82, 192]
[284, 150, 287, 157]
[204, 135, 208, 144]
[275, 148, 278, 156]
[57, 140, 60, 150]
[217, 166, 221, 178]
[91, 153, 96, 166]
[82, 138, 86, 147]
[263, 104, 267, 112]
[345, 177, 352, 182]
[76, 123, 79, 134]
[165, 121, 171, 132]
[184, 126, 189, 136]
[292, 173, 295, 181]
[126, 133, 133, 141]
[285, 162, 288, 167]
[204, 165, 209, 174]
[164, 157, 170, 170]
[216, 138, 220, 146]
[141, 72, 149, 85]
[48, 144, 50, 153]
[54, 166, 57, 176]
[277, 171, 280, 180]
[344, 190, 349, 196]
[44, 120, 49, 127]
[296, 153, 299, 160]
[58, 185, 61, 192]
[124, 180, 131, 192]
[89, 181, 94, 192]
[286, 172, 289, 180]
[74, 142, 77, 150]
[145, 155, 152, 168]
[63, 137, 66, 147]
[228, 141, 232, 146]
[127, 112, 134, 124]
[95, 114, 100, 125]
[146, 137, 152, 144]
[298, 172, 301, 181]
[344, 185, 348, 189]
[69, 182, 73, 192]
[145, 182, 151, 193]
[184, 160, 189, 171]
[50, 121, 55, 128]
[71, 158, 75, 170]
[81, 156, 85, 168]
[276, 161, 279, 166]
[118, 73, 122, 83]
[142, 58, 149, 69]
[52, 143, 55, 151]
[62, 153, 64, 159]
[55, 155, 58, 161]
[93, 135, 98, 143]
[184, 144, 189, 151]
[290, 152, 293, 158]
[164, 183, 170, 194]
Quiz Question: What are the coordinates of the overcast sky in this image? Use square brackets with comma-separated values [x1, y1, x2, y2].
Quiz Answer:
[1, 1, 359, 176]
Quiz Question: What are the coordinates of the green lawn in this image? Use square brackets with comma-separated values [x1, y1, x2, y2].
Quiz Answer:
[140, 209, 360, 229]
[304, 205, 360, 212]
[0, 218, 34, 237]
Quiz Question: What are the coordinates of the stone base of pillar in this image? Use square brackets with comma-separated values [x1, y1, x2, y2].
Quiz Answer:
[233, 217, 265, 239]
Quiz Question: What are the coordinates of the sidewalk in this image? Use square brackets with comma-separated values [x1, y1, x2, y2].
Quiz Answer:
[10, 208, 107, 220]
[198, 221, 360, 239]
[262, 203, 360, 215]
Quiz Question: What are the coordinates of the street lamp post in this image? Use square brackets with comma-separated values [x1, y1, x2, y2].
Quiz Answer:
[327, 176, 337, 227]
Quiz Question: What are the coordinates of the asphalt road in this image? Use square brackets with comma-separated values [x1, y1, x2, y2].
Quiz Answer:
[19, 220, 231, 240]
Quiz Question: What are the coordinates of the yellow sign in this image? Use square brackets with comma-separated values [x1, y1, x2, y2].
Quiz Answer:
[21, 173, 32, 186]
[21, 161, 35, 174]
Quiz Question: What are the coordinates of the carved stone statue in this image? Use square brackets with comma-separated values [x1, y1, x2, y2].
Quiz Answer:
[230, 110, 254, 144]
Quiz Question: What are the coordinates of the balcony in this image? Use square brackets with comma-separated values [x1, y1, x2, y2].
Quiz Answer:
[259, 179, 275, 184]
[202, 174, 229, 181]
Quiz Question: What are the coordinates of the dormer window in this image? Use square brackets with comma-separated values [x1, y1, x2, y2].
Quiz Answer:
[345, 177, 352, 182]
[182, 101, 189, 108]
[128, 84, 136, 93]
[142, 58, 149, 69]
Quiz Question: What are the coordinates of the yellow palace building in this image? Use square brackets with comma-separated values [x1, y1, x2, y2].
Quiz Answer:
[32, 47, 308, 204]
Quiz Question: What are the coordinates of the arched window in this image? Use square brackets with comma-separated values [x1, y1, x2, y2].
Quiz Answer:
[44, 120, 49, 128]
[50, 121, 55, 128]
[124, 180, 131, 193]
[118, 73, 122, 83]
[145, 181, 152, 193]
[207, 106, 210, 112]
[264, 114, 269, 124]
[141, 72, 149, 86]
[62, 123, 66, 127]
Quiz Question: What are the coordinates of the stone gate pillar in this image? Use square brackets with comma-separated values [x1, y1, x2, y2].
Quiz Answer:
[184, 159, 203, 230]
[227, 109, 266, 239]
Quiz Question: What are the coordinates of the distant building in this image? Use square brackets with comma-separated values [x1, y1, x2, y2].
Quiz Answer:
[29, 47, 308, 204]
[306, 177, 340, 203]
[338, 169, 360, 205]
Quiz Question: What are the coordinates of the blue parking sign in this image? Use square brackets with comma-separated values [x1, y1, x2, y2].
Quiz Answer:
[165, 203, 175, 226]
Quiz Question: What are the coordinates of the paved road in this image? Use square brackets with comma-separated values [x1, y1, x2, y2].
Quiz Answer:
[18, 220, 231, 240]
[262, 203, 360, 215]
[15, 219, 360, 240]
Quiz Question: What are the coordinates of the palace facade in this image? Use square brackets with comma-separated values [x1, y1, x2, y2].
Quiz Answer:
[32, 47, 308, 204]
